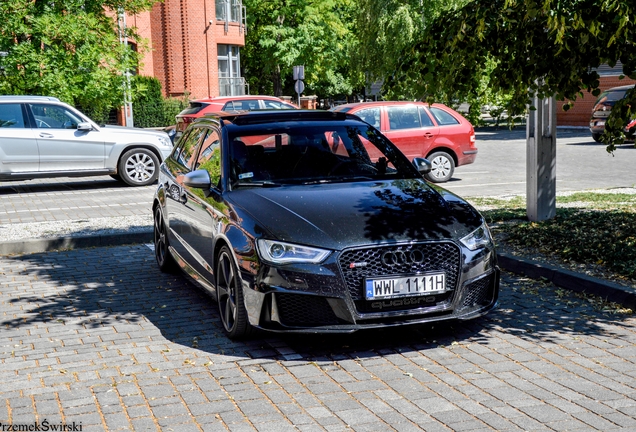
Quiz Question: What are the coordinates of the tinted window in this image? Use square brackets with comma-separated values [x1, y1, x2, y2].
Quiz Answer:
[429, 107, 459, 126]
[596, 90, 628, 104]
[179, 102, 209, 116]
[224, 100, 260, 111]
[355, 108, 381, 129]
[227, 123, 413, 187]
[418, 107, 435, 127]
[387, 106, 421, 130]
[30, 104, 83, 129]
[173, 127, 206, 169]
[0, 103, 25, 128]
[195, 129, 222, 186]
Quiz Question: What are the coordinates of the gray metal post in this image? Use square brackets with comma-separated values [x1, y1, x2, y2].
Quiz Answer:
[526, 94, 557, 221]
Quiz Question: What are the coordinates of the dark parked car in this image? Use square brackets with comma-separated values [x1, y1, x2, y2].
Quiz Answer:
[153, 110, 499, 339]
[589, 84, 636, 142]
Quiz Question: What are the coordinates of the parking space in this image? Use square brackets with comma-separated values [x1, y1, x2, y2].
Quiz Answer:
[1, 244, 635, 431]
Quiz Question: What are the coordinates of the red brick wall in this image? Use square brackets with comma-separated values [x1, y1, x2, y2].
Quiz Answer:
[134, 0, 245, 99]
[557, 76, 636, 126]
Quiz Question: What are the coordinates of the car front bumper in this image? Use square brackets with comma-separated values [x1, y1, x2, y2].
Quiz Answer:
[239, 241, 499, 333]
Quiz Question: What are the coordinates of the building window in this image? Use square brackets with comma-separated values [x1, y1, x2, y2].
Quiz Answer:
[216, 0, 241, 23]
[218, 45, 245, 96]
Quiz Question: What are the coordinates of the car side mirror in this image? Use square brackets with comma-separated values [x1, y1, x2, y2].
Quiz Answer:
[184, 169, 212, 189]
[413, 157, 432, 175]
[77, 122, 93, 131]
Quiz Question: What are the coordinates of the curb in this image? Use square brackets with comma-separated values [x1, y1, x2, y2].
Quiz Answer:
[0, 230, 153, 256]
[498, 253, 636, 309]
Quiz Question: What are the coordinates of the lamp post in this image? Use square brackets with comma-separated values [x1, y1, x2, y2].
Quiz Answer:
[117, 9, 134, 127]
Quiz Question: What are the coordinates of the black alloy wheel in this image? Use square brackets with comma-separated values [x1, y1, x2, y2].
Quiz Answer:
[216, 246, 253, 339]
[154, 206, 177, 272]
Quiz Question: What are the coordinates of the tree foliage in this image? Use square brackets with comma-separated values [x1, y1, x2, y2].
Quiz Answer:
[383, 0, 635, 149]
[242, 0, 362, 99]
[0, 0, 156, 116]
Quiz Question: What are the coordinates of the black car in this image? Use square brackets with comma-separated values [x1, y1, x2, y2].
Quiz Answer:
[153, 110, 499, 339]
[589, 84, 636, 142]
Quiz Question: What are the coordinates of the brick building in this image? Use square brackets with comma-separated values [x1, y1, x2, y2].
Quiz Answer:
[127, 0, 247, 100]
[556, 63, 636, 127]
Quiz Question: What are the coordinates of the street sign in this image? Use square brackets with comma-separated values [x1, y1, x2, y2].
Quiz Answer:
[294, 80, 305, 95]
[293, 65, 305, 81]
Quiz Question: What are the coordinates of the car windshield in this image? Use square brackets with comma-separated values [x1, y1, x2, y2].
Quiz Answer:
[228, 123, 417, 187]
[595, 90, 628, 106]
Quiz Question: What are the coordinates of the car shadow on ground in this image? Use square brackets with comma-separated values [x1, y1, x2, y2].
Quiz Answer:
[0, 177, 132, 195]
[0, 245, 631, 363]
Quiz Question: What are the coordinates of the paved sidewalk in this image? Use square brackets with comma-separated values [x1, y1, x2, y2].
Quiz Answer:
[1, 244, 636, 431]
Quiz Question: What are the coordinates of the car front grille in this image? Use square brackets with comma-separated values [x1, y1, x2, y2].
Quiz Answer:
[462, 273, 496, 308]
[337, 242, 461, 304]
[275, 293, 340, 326]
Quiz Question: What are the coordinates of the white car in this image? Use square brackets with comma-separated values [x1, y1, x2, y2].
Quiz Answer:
[0, 96, 173, 186]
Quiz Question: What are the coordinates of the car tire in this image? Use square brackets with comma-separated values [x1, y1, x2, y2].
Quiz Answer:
[216, 246, 253, 340]
[118, 148, 160, 186]
[153, 205, 177, 273]
[592, 133, 602, 143]
[425, 151, 455, 183]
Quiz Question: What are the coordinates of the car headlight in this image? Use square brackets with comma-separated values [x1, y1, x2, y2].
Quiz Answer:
[460, 222, 494, 251]
[257, 239, 330, 264]
[158, 135, 172, 148]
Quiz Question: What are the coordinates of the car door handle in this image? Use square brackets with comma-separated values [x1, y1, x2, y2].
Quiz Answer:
[424, 133, 434, 138]
[39, 133, 54, 138]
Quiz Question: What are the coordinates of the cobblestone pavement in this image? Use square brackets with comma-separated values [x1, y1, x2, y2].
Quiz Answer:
[1, 245, 635, 431]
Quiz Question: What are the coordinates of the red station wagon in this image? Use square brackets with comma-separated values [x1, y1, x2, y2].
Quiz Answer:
[176, 95, 297, 132]
[333, 101, 477, 182]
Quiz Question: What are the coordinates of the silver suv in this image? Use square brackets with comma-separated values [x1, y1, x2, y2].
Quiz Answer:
[0, 96, 173, 186]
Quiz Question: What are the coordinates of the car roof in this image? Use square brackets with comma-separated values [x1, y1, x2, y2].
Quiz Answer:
[0, 95, 61, 102]
[335, 101, 442, 110]
[604, 84, 635, 92]
[192, 95, 287, 103]
[194, 110, 355, 127]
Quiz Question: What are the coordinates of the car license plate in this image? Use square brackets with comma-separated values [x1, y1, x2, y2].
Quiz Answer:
[365, 273, 446, 300]
[597, 121, 605, 126]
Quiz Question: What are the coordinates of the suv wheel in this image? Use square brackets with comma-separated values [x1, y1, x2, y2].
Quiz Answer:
[119, 148, 159, 186]
[425, 151, 455, 183]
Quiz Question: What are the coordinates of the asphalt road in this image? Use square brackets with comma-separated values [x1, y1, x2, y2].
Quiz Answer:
[1, 244, 635, 431]
[444, 128, 636, 198]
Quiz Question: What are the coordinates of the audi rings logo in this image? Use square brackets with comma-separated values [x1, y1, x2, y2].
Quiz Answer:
[381, 249, 425, 266]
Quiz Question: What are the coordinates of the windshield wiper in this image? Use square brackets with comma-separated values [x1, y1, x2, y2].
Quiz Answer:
[234, 180, 281, 188]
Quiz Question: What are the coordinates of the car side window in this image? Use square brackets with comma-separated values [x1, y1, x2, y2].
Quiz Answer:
[29, 104, 83, 129]
[194, 129, 222, 186]
[355, 108, 381, 129]
[429, 107, 460, 126]
[262, 100, 295, 110]
[174, 127, 206, 169]
[418, 107, 435, 127]
[387, 106, 421, 130]
[0, 104, 26, 128]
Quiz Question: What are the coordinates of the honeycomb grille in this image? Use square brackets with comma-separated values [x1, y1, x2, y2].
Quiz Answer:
[338, 242, 461, 301]
[276, 293, 340, 326]
[462, 274, 495, 307]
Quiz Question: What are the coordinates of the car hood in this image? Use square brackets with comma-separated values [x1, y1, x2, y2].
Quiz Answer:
[228, 179, 483, 250]
[101, 124, 169, 139]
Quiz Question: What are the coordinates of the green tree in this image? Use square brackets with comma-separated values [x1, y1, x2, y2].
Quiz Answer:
[0, 0, 157, 119]
[383, 0, 635, 149]
[242, 0, 362, 100]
